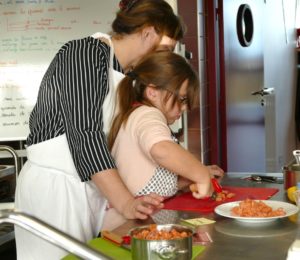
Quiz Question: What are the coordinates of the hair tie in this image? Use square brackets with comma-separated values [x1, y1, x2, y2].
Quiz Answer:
[132, 101, 143, 108]
[119, 0, 139, 12]
[126, 70, 138, 79]
[126, 71, 137, 88]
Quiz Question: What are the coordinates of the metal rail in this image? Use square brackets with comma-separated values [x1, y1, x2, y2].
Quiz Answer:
[0, 145, 20, 178]
[0, 209, 112, 260]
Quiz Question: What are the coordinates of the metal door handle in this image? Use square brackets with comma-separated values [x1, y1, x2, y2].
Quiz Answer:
[251, 87, 274, 96]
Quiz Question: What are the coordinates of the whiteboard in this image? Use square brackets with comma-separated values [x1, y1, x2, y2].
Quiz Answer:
[0, 0, 119, 141]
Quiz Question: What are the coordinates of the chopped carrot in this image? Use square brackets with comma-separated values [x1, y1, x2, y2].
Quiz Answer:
[132, 224, 191, 240]
[189, 183, 236, 201]
[231, 199, 286, 217]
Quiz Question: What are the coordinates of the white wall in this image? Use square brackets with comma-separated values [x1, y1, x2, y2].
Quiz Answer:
[0, 0, 120, 141]
[263, 0, 298, 170]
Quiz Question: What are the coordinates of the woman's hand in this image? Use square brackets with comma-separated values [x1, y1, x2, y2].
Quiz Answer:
[122, 193, 164, 220]
[207, 165, 225, 179]
[92, 170, 164, 221]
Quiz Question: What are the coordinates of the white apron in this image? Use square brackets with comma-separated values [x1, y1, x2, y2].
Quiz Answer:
[14, 33, 124, 260]
[92, 32, 125, 134]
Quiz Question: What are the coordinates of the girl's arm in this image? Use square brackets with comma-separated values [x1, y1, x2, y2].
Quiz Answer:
[177, 176, 192, 190]
[150, 140, 212, 198]
[177, 165, 225, 191]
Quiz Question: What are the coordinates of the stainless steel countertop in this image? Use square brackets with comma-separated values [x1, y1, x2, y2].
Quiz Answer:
[113, 173, 299, 260]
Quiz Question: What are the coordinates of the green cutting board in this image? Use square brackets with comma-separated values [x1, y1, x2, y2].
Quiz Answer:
[62, 237, 205, 260]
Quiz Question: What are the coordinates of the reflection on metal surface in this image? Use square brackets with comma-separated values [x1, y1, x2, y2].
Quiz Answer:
[0, 203, 14, 246]
[0, 165, 15, 179]
[151, 209, 180, 225]
[215, 218, 296, 238]
[0, 145, 19, 177]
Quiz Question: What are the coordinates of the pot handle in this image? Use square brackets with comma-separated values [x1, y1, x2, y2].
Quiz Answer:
[293, 150, 300, 165]
[155, 245, 189, 260]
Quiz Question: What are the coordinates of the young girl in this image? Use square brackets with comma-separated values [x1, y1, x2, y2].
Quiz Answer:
[103, 51, 223, 230]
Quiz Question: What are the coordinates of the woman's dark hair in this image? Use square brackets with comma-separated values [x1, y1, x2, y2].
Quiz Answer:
[112, 0, 185, 41]
[108, 51, 199, 150]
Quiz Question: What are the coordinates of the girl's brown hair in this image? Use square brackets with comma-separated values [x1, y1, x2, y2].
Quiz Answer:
[112, 0, 185, 41]
[108, 51, 199, 150]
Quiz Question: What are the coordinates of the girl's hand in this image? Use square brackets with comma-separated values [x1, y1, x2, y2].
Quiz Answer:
[189, 182, 212, 199]
[123, 193, 164, 220]
[207, 165, 224, 179]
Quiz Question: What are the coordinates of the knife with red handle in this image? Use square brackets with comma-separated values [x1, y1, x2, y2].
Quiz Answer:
[101, 230, 131, 250]
[211, 178, 222, 193]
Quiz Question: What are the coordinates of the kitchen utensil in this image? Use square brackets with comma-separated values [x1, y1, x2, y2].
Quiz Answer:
[251, 175, 283, 183]
[130, 224, 193, 260]
[211, 178, 222, 192]
[163, 186, 279, 213]
[101, 230, 131, 250]
[293, 150, 300, 165]
[199, 178, 223, 200]
[209, 178, 223, 200]
[283, 161, 300, 190]
[63, 238, 206, 260]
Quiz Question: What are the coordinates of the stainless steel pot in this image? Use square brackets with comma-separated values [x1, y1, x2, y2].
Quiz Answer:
[130, 224, 193, 260]
[283, 160, 300, 190]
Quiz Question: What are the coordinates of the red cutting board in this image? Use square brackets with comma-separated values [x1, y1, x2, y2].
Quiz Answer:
[163, 186, 279, 213]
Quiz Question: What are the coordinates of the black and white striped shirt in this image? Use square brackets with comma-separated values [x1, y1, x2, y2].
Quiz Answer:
[27, 36, 123, 182]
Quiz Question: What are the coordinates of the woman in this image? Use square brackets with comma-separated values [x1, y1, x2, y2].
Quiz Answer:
[103, 51, 224, 230]
[14, 0, 185, 259]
